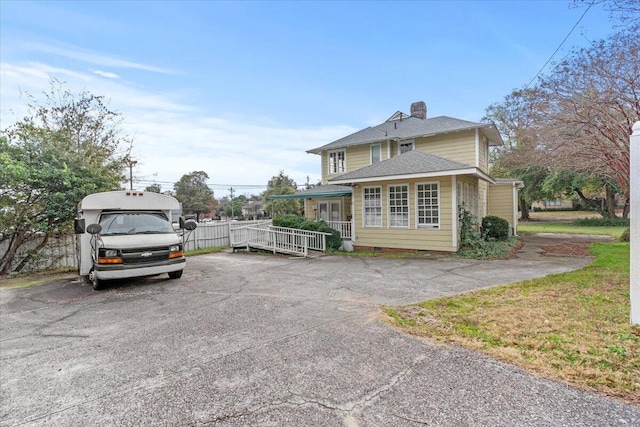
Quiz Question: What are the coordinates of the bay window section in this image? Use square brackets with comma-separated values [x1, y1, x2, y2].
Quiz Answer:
[388, 185, 409, 228]
[416, 182, 440, 228]
[363, 187, 382, 228]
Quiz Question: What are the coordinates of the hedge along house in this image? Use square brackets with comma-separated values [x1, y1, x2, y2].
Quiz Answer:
[273, 101, 523, 252]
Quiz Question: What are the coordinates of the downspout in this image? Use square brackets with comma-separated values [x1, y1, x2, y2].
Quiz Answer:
[452, 175, 458, 249]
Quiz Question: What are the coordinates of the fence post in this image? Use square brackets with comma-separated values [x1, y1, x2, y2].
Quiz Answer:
[631, 121, 639, 326]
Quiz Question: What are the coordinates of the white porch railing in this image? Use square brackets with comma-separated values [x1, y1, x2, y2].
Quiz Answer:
[268, 226, 330, 252]
[231, 225, 330, 257]
[326, 221, 352, 240]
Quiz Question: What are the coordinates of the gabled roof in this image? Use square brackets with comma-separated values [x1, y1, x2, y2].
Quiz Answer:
[307, 115, 503, 154]
[328, 150, 495, 185]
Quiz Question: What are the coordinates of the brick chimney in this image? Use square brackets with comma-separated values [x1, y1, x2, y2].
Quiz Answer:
[410, 101, 427, 119]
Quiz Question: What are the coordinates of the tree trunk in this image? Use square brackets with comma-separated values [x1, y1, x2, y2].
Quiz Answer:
[622, 197, 630, 219]
[519, 197, 530, 220]
[14, 233, 51, 273]
[0, 231, 25, 276]
[604, 183, 618, 219]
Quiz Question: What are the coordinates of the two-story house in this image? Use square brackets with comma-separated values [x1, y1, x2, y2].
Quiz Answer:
[279, 101, 522, 253]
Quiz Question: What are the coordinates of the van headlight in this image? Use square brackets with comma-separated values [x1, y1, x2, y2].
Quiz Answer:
[105, 249, 119, 257]
[169, 244, 184, 259]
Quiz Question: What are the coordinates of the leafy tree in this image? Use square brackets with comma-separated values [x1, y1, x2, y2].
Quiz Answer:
[144, 183, 162, 193]
[1, 83, 128, 275]
[262, 171, 300, 216]
[173, 171, 217, 221]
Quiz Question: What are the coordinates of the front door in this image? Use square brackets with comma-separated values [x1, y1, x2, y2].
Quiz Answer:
[318, 201, 340, 221]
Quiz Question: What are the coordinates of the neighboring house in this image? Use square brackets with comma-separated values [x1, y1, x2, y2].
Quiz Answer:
[532, 199, 575, 211]
[242, 200, 265, 220]
[273, 101, 523, 253]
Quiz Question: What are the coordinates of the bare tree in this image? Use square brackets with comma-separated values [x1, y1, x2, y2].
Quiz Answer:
[532, 25, 639, 215]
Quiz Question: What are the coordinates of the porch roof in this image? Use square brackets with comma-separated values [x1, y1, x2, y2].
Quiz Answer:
[265, 184, 352, 200]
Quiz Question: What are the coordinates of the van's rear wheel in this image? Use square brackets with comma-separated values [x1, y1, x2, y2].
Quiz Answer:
[89, 268, 103, 290]
[168, 270, 183, 279]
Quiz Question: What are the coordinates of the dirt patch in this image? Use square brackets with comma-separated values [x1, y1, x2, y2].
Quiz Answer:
[541, 242, 592, 257]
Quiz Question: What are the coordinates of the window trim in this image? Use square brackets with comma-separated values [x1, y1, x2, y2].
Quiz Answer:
[388, 184, 410, 229]
[362, 186, 382, 228]
[415, 181, 440, 229]
[328, 149, 346, 174]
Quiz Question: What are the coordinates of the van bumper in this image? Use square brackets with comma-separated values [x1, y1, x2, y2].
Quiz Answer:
[95, 258, 186, 280]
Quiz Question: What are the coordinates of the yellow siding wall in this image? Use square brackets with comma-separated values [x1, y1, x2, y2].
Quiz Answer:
[322, 141, 394, 183]
[487, 184, 516, 229]
[353, 178, 456, 252]
[414, 130, 476, 166]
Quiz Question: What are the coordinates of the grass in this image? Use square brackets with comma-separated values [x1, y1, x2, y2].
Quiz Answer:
[185, 246, 227, 256]
[518, 222, 626, 238]
[383, 242, 639, 405]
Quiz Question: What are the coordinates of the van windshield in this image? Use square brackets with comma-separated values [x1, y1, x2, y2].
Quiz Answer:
[98, 212, 175, 236]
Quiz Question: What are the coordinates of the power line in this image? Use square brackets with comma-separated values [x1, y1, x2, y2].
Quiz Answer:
[524, 2, 593, 89]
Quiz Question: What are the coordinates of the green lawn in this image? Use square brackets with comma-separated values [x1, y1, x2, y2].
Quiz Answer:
[518, 222, 626, 238]
[384, 242, 639, 404]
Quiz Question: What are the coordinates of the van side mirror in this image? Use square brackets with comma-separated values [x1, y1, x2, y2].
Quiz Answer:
[86, 224, 102, 235]
[74, 218, 86, 234]
[179, 216, 186, 229]
[184, 220, 197, 231]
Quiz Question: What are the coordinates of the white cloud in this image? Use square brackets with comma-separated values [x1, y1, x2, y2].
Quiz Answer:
[21, 41, 176, 74]
[1, 60, 354, 194]
[91, 69, 120, 79]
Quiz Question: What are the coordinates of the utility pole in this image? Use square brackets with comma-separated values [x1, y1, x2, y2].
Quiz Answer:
[228, 187, 235, 219]
[127, 159, 138, 190]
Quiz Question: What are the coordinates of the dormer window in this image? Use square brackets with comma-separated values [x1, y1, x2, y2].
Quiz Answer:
[328, 149, 345, 174]
[399, 141, 414, 155]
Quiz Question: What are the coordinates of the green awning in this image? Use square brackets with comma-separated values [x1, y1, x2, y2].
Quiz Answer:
[266, 190, 352, 200]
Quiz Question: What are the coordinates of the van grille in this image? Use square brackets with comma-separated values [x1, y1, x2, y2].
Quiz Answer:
[120, 246, 170, 264]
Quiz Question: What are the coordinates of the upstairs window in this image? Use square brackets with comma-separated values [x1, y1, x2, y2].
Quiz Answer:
[399, 141, 414, 155]
[371, 143, 381, 164]
[328, 150, 345, 174]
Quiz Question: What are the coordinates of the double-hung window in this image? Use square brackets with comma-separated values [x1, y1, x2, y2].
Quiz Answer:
[388, 185, 409, 228]
[371, 143, 381, 164]
[399, 141, 414, 155]
[416, 182, 439, 228]
[328, 150, 345, 174]
[363, 187, 382, 227]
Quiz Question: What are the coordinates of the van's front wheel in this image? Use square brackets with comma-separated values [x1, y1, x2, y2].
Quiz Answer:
[168, 270, 183, 279]
[89, 268, 103, 290]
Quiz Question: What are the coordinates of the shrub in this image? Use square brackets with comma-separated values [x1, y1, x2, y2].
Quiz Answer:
[619, 227, 630, 242]
[573, 217, 630, 227]
[481, 216, 510, 241]
[273, 214, 304, 229]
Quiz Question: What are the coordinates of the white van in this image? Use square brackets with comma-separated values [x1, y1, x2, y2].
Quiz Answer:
[75, 191, 196, 290]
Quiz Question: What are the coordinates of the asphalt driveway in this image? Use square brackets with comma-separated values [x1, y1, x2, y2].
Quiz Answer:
[1, 234, 637, 426]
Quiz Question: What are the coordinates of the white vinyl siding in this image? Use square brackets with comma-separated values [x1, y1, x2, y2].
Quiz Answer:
[388, 184, 409, 228]
[328, 150, 345, 174]
[363, 186, 382, 228]
[416, 182, 440, 228]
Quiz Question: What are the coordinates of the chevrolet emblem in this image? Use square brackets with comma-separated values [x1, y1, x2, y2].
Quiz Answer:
[140, 251, 153, 257]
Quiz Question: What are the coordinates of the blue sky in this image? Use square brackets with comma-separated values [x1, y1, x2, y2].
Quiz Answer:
[0, 1, 614, 196]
